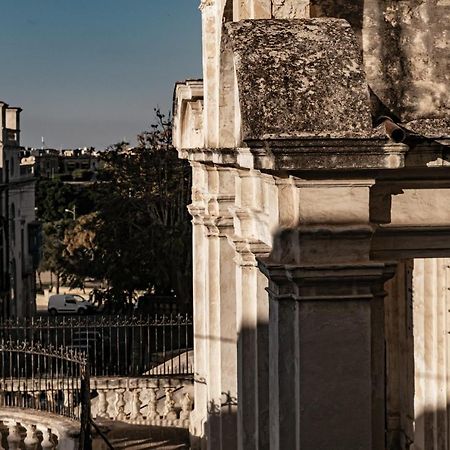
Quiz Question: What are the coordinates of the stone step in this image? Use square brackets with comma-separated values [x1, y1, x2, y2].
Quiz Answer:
[109, 437, 188, 450]
[95, 420, 190, 450]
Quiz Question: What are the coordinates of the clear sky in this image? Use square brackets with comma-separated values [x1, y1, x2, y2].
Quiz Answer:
[0, 0, 202, 149]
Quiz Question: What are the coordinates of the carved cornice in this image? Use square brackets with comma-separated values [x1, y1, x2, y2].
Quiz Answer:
[177, 139, 409, 172]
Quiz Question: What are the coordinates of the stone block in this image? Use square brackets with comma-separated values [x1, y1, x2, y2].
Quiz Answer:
[224, 18, 372, 141]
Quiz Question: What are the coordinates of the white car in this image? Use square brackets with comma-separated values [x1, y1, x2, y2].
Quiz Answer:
[48, 294, 95, 316]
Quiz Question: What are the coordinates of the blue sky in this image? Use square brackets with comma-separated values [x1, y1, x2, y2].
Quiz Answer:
[0, 0, 202, 149]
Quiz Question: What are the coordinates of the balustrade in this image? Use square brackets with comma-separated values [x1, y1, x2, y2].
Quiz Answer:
[91, 377, 193, 428]
[0, 413, 80, 450]
[0, 340, 90, 450]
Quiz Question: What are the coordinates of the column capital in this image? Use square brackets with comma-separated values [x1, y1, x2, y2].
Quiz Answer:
[203, 214, 234, 237]
[188, 204, 207, 225]
[231, 237, 271, 267]
[258, 260, 397, 302]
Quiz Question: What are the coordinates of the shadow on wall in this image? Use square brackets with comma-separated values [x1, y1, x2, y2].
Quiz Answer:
[189, 399, 450, 449]
[411, 407, 450, 450]
[310, 0, 364, 42]
[190, 322, 268, 450]
[189, 398, 237, 450]
[388, 407, 450, 450]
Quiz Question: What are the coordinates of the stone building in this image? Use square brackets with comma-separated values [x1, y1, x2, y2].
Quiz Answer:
[20, 147, 101, 180]
[173, 1, 450, 449]
[0, 101, 37, 318]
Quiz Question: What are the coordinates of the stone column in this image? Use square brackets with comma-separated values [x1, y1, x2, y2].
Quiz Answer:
[411, 258, 450, 450]
[201, 166, 238, 450]
[188, 163, 209, 449]
[259, 228, 396, 450]
[384, 260, 414, 449]
[232, 168, 272, 450]
[234, 242, 270, 450]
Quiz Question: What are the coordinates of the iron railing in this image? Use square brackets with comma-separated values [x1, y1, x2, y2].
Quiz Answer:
[0, 339, 91, 449]
[0, 314, 193, 378]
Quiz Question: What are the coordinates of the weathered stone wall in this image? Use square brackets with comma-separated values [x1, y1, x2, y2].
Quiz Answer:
[310, 0, 450, 123]
[203, 0, 449, 138]
[175, 2, 450, 449]
[225, 19, 373, 140]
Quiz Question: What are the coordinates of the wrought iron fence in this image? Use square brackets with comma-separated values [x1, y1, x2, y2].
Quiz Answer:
[0, 339, 91, 449]
[0, 314, 193, 378]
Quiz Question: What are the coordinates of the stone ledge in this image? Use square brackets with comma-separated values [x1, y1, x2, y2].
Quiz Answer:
[248, 138, 407, 170]
[177, 138, 408, 171]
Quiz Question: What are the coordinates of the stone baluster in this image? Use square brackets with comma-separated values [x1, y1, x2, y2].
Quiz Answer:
[163, 387, 177, 423]
[24, 424, 39, 450]
[96, 389, 109, 419]
[64, 390, 74, 414]
[7, 423, 22, 450]
[33, 390, 41, 410]
[115, 389, 127, 421]
[146, 386, 160, 423]
[46, 384, 53, 412]
[180, 392, 193, 427]
[130, 389, 144, 423]
[39, 428, 55, 449]
[0, 421, 5, 450]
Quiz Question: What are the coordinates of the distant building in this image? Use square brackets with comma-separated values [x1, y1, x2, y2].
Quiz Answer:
[0, 101, 37, 318]
[21, 148, 59, 178]
[21, 146, 103, 180]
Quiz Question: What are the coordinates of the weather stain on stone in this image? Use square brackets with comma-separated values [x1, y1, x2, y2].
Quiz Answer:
[224, 18, 373, 140]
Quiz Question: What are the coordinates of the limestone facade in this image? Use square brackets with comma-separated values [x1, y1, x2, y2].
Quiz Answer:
[174, 1, 450, 449]
[0, 102, 36, 318]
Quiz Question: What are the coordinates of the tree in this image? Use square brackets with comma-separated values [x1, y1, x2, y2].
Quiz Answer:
[62, 111, 192, 309]
[36, 178, 100, 222]
[36, 179, 75, 223]
[38, 221, 70, 293]
[63, 212, 103, 286]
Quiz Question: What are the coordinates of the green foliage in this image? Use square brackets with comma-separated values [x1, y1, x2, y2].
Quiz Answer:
[72, 169, 94, 181]
[38, 220, 73, 291]
[37, 176, 103, 290]
[36, 179, 74, 222]
[36, 178, 100, 222]
[62, 111, 193, 307]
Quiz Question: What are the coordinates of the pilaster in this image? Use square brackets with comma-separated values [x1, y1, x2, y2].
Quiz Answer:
[232, 169, 272, 450]
[233, 239, 270, 450]
[412, 258, 450, 450]
[259, 228, 397, 450]
[192, 164, 238, 450]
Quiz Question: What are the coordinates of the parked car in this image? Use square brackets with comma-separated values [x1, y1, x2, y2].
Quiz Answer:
[48, 294, 96, 316]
